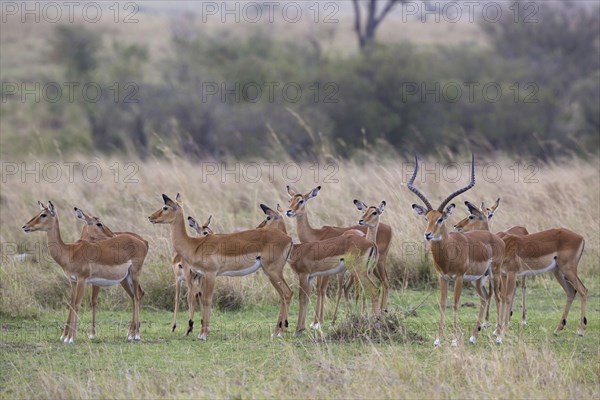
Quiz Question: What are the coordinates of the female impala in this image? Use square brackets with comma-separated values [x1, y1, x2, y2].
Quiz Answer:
[74, 207, 148, 339]
[453, 199, 530, 327]
[148, 193, 293, 340]
[455, 199, 588, 341]
[407, 155, 505, 346]
[23, 201, 147, 343]
[285, 185, 392, 329]
[171, 215, 213, 335]
[256, 203, 379, 335]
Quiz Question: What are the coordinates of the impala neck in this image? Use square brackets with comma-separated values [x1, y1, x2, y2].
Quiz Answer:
[428, 223, 453, 271]
[46, 216, 70, 268]
[366, 222, 379, 243]
[170, 209, 203, 262]
[295, 211, 318, 243]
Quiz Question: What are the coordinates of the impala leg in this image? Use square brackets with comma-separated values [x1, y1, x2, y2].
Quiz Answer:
[263, 268, 292, 337]
[470, 279, 486, 344]
[311, 276, 327, 330]
[377, 258, 390, 312]
[436, 276, 448, 346]
[451, 275, 463, 347]
[481, 278, 492, 328]
[89, 285, 100, 339]
[521, 276, 527, 326]
[499, 272, 516, 344]
[296, 274, 311, 336]
[62, 282, 77, 342]
[551, 269, 575, 335]
[198, 273, 216, 341]
[185, 267, 196, 337]
[557, 268, 587, 336]
[331, 273, 345, 325]
[172, 279, 181, 332]
[492, 272, 503, 337]
[66, 279, 86, 343]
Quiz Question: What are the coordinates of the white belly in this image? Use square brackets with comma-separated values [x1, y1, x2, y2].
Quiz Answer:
[518, 258, 557, 277]
[86, 277, 125, 286]
[309, 260, 346, 279]
[218, 259, 262, 277]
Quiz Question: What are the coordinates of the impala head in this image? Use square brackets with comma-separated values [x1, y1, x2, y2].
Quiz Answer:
[355, 199, 386, 228]
[74, 207, 115, 240]
[257, 203, 287, 233]
[407, 155, 475, 241]
[285, 185, 321, 218]
[22, 201, 57, 233]
[453, 198, 500, 232]
[187, 215, 213, 236]
[148, 193, 183, 224]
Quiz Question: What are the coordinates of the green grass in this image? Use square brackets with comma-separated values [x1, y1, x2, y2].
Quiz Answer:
[2, 278, 598, 399]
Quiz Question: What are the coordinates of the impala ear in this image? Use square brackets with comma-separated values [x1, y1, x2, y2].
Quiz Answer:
[305, 186, 321, 200]
[48, 201, 56, 216]
[260, 203, 273, 215]
[378, 201, 386, 214]
[488, 197, 500, 219]
[162, 194, 173, 204]
[187, 216, 200, 232]
[286, 185, 298, 197]
[412, 204, 428, 216]
[354, 199, 367, 211]
[175, 193, 182, 204]
[276, 203, 284, 213]
[38, 201, 46, 210]
[465, 201, 480, 215]
[74, 207, 92, 224]
[203, 215, 212, 227]
[444, 203, 455, 218]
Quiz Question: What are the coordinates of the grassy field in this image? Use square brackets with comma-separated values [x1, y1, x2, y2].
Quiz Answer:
[1, 154, 599, 398]
[1, 283, 598, 399]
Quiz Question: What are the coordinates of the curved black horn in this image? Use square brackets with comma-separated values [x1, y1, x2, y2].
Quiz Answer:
[407, 155, 433, 211]
[437, 154, 475, 212]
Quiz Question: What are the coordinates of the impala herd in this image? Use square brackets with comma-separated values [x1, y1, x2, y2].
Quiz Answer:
[21, 156, 588, 346]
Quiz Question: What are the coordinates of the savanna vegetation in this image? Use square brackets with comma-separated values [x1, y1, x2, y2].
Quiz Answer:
[1, 1, 599, 399]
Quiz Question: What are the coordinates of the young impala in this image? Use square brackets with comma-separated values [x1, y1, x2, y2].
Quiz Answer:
[407, 155, 505, 346]
[74, 207, 148, 339]
[285, 185, 392, 329]
[256, 203, 380, 335]
[148, 193, 293, 340]
[23, 201, 147, 343]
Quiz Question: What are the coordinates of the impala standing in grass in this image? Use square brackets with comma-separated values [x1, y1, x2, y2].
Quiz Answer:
[257, 203, 379, 335]
[407, 156, 505, 346]
[285, 185, 392, 329]
[148, 194, 294, 340]
[74, 207, 148, 340]
[23, 201, 147, 343]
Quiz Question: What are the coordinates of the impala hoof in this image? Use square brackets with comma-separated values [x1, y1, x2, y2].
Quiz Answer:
[198, 333, 207, 341]
[134, 334, 141, 341]
[521, 319, 527, 326]
[88, 334, 96, 340]
[496, 336, 503, 345]
[271, 332, 283, 338]
[127, 335, 134, 342]
[481, 321, 491, 329]
[294, 330, 304, 337]
[434, 338, 441, 347]
[310, 322, 321, 330]
[451, 339, 458, 347]
[469, 336, 476, 344]
[577, 329, 584, 337]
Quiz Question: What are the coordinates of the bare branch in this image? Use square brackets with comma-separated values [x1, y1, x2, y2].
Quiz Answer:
[374, 0, 400, 27]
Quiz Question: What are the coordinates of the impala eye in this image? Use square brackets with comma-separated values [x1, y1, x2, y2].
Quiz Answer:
[372, 211, 378, 216]
[96, 223, 103, 227]
[163, 206, 168, 211]
[266, 216, 271, 221]
[437, 218, 443, 224]
[40, 214, 47, 218]
[298, 200, 304, 205]
[468, 215, 474, 220]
